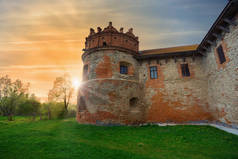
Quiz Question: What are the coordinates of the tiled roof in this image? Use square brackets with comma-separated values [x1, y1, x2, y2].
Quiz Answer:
[140, 44, 198, 56]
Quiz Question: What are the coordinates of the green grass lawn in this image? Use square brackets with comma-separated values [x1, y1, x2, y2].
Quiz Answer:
[0, 117, 238, 159]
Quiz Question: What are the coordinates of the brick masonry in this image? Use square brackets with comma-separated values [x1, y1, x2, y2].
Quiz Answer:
[78, 50, 145, 124]
[201, 17, 238, 125]
[77, 17, 238, 126]
[140, 57, 213, 123]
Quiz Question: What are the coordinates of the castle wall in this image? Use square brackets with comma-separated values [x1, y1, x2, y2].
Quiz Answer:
[77, 79, 145, 124]
[140, 57, 213, 123]
[83, 50, 139, 81]
[201, 16, 238, 125]
[77, 12, 238, 125]
[78, 50, 145, 124]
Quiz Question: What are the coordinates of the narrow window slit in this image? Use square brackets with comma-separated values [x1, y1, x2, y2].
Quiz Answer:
[217, 45, 226, 64]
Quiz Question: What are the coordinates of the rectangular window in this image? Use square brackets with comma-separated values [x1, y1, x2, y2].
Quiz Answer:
[181, 64, 190, 77]
[150, 66, 158, 79]
[120, 65, 128, 74]
[217, 45, 226, 64]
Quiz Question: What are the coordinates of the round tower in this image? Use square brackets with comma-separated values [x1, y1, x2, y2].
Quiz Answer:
[77, 22, 145, 125]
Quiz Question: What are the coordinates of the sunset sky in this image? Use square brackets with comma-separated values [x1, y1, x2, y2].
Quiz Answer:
[0, 0, 227, 101]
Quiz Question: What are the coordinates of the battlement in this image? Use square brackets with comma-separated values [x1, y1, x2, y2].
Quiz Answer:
[84, 22, 139, 53]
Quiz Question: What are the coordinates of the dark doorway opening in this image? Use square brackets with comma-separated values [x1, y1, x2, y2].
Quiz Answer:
[103, 42, 107, 47]
[130, 97, 138, 107]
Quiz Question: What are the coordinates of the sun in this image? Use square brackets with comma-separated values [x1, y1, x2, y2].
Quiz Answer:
[72, 78, 80, 89]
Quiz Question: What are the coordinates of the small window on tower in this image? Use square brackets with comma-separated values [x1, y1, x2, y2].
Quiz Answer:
[150, 66, 158, 79]
[120, 65, 128, 74]
[181, 64, 190, 77]
[216, 45, 226, 64]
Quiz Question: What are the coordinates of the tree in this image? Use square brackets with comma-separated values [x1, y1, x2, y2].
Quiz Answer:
[40, 103, 52, 120]
[48, 74, 73, 113]
[40, 102, 66, 119]
[0, 75, 30, 120]
[17, 94, 41, 120]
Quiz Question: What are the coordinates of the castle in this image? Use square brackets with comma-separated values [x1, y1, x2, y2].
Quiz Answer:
[77, 0, 238, 126]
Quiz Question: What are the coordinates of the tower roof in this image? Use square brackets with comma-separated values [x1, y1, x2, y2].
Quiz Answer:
[84, 22, 139, 54]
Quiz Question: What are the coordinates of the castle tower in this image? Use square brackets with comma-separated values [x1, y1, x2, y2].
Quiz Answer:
[77, 22, 145, 125]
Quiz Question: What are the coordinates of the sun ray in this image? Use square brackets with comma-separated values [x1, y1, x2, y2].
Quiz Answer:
[72, 78, 80, 89]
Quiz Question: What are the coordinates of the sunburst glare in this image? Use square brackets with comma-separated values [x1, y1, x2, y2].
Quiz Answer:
[72, 78, 80, 89]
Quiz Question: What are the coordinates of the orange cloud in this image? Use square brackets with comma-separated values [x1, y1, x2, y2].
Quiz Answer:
[0, 0, 225, 101]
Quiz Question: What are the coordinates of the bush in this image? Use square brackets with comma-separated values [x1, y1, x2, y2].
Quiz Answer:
[65, 105, 77, 118]
[51, 102, 66, 119]
[17, 97, 41, 120]
[40, 102, 66, 119]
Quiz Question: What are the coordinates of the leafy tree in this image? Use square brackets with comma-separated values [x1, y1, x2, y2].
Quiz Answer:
[40, 102, 65, 119]
[48, 74, 73, 114]
[40, 103, 52, 120]
[17, 94, 41, 120]
[0, 75, 30, 120]
[66, 104, 77, 118]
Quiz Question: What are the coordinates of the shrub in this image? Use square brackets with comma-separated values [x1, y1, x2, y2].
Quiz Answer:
[17, 97, 41, 120]
[65, 105, 77, 118]
[40, 102, 66, 119]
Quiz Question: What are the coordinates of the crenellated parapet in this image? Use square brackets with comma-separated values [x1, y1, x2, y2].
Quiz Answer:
[84, 22, 139, 54]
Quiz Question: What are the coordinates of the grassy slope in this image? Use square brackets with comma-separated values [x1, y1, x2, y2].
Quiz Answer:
[0, 117, 238, 159]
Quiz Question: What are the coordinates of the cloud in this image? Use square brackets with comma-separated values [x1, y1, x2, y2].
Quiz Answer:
[0, 64, 81, 70]
[0, 0, 227, 100]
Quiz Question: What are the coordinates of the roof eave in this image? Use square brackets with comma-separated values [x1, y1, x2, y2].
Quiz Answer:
[135, 50, 199, 60]
[197, 0, 238, 53]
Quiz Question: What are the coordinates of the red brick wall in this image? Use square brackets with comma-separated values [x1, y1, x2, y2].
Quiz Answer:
[143, 58, 213, 123]
[95, 55, 113, 78]
[85, 33, 139, 53]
